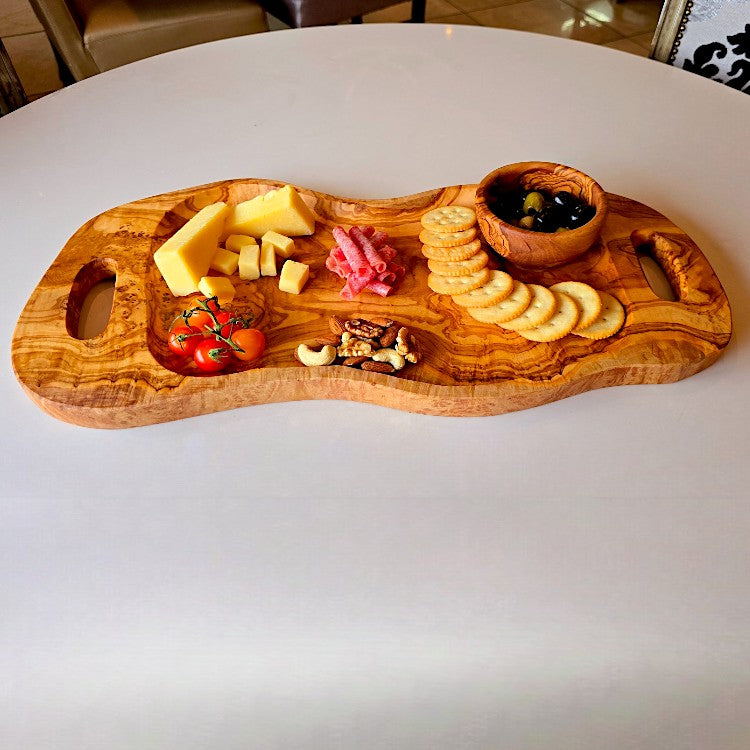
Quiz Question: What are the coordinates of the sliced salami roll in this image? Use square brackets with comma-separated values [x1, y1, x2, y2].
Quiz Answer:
[365, 281, 393, 297]
[350, 226, 387, 274]
[340, 266, 376, 299]
[333, 225, 370, 278]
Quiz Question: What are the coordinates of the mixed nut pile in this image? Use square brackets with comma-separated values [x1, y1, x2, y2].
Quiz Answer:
[296, 315, 419, 374]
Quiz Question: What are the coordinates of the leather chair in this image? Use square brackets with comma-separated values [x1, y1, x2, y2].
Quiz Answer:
[259, 0, 425, 28]
[28, 0, 269, 82]
[651, 0, 750, 93]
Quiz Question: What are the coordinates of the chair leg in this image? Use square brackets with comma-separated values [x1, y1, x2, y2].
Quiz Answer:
[0, 38, 28, 115]
[410, 0, 426, 22]
[351, 14, 363, 22]
[52, 45, 75, 86]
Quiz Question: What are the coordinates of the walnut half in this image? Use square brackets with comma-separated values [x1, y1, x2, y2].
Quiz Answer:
[344, 319, 384, 340]
[337, 333, 374, 358]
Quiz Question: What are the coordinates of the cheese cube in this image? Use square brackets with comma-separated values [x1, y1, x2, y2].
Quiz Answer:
[198, 276, 235, 304]
[261, 230, 295, 259]
[224, 185, 316, 237]
[238, 243, 261, 281]
[153, 202, 230, 297]
[278, 260, 310, 295]
[260, 241, 277, 277]
[225, 234, 257, 253]
[209, 247, 240, 275]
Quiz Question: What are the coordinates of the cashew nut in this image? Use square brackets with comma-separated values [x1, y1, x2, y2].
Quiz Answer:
[371, 347, 406, 371]
[296, 343, 336, 367]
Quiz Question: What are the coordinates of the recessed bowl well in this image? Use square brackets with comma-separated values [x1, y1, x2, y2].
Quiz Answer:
[475, 161, 608, 268]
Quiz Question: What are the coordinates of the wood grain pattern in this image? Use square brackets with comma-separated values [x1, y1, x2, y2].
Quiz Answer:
[11, 179, 732, 428]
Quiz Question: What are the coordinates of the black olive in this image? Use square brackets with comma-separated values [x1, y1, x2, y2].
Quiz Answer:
[487, 184, 593, 232]
[543, 201, 566, 226]
[553, 190, 576, 208]
[489, 187, 523, 222]
[568, 204, 596, 228]
[504, 193, 526, 220]
[532, 208, 559, 233]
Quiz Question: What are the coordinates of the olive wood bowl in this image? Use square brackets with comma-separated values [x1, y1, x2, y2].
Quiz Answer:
[475, 161, 608, 268]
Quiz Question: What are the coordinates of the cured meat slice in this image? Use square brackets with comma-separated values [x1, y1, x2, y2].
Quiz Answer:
[332, 225, 370, 278]
[350, 226, 387, 274]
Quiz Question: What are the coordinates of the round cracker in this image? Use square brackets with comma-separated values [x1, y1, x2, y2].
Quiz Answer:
[572, 291, 625, 339]
[498, 284, 557, 331]
[421, 239, 482, 261]
[517, 291, 580, 342]
[419, 226, 477, 248]
[427, 249, 489, 277]
[421, 206, 477, 233]
[427, 267, 490, 295]
[451, 270, 514, 308]
[466, 280, 532, 323]
[549, 281, 603, 330]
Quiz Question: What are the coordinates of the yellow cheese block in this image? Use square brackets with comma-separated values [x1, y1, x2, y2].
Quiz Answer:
[238, 244, 260, 281]
[225, 234, 257, 253]
[210, 247, 240, 275]
[198, 276, 235, 304]
[261, 230, 295, 259]
[153, 202, 230, 297]
[225, 185, 316, 237]
[260, 242, 277, 277]
[278, 260, 310, 295]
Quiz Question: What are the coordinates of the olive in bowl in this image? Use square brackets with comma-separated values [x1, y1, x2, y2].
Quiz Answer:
[475, 162, 608, 268]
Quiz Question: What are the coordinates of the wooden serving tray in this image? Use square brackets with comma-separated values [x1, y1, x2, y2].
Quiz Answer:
[12, 179, 732, 428]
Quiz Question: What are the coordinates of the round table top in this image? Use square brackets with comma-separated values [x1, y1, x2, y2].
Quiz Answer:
[2, 23, 750, 749]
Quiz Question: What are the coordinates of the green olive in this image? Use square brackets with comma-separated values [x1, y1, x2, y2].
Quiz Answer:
[519, 215, 535, 229]
[522, 191, 545, 215]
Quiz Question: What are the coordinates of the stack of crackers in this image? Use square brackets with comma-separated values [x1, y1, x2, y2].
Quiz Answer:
[422, 205, 625, 342]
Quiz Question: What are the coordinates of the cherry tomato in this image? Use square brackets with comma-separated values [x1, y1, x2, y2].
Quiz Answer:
[199, 297, 222, 312]
[193, 338, 233, 372]
[168, 325, 201, 355]
[214, 310, 248, 338]
[178, 297, 223, 332]
[215, 310, 237, 332]
[230, 328, 266, 362]
[183, 308, 215, 332]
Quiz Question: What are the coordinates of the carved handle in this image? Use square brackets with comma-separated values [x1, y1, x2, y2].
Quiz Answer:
[631, 228, 722, 307]
[66, 258, 118, 340]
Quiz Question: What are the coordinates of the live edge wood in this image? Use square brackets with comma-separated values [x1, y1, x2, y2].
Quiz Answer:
[12, 179, 732, 428]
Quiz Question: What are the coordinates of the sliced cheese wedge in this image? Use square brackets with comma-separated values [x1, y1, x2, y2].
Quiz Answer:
[153, 202, 230, 297]
[225, 185, 315, 237]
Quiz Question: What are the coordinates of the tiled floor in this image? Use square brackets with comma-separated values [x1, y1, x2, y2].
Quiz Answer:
[1, 0, 662, 106]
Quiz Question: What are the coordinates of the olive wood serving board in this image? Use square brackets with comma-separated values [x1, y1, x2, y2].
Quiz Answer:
[12, 179, 732, 428]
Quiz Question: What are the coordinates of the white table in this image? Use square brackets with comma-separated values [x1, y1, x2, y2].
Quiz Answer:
[2, 24, 749, 749]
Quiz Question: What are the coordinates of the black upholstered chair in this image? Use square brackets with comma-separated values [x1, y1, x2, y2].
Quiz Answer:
[259, 0, 425, 27]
